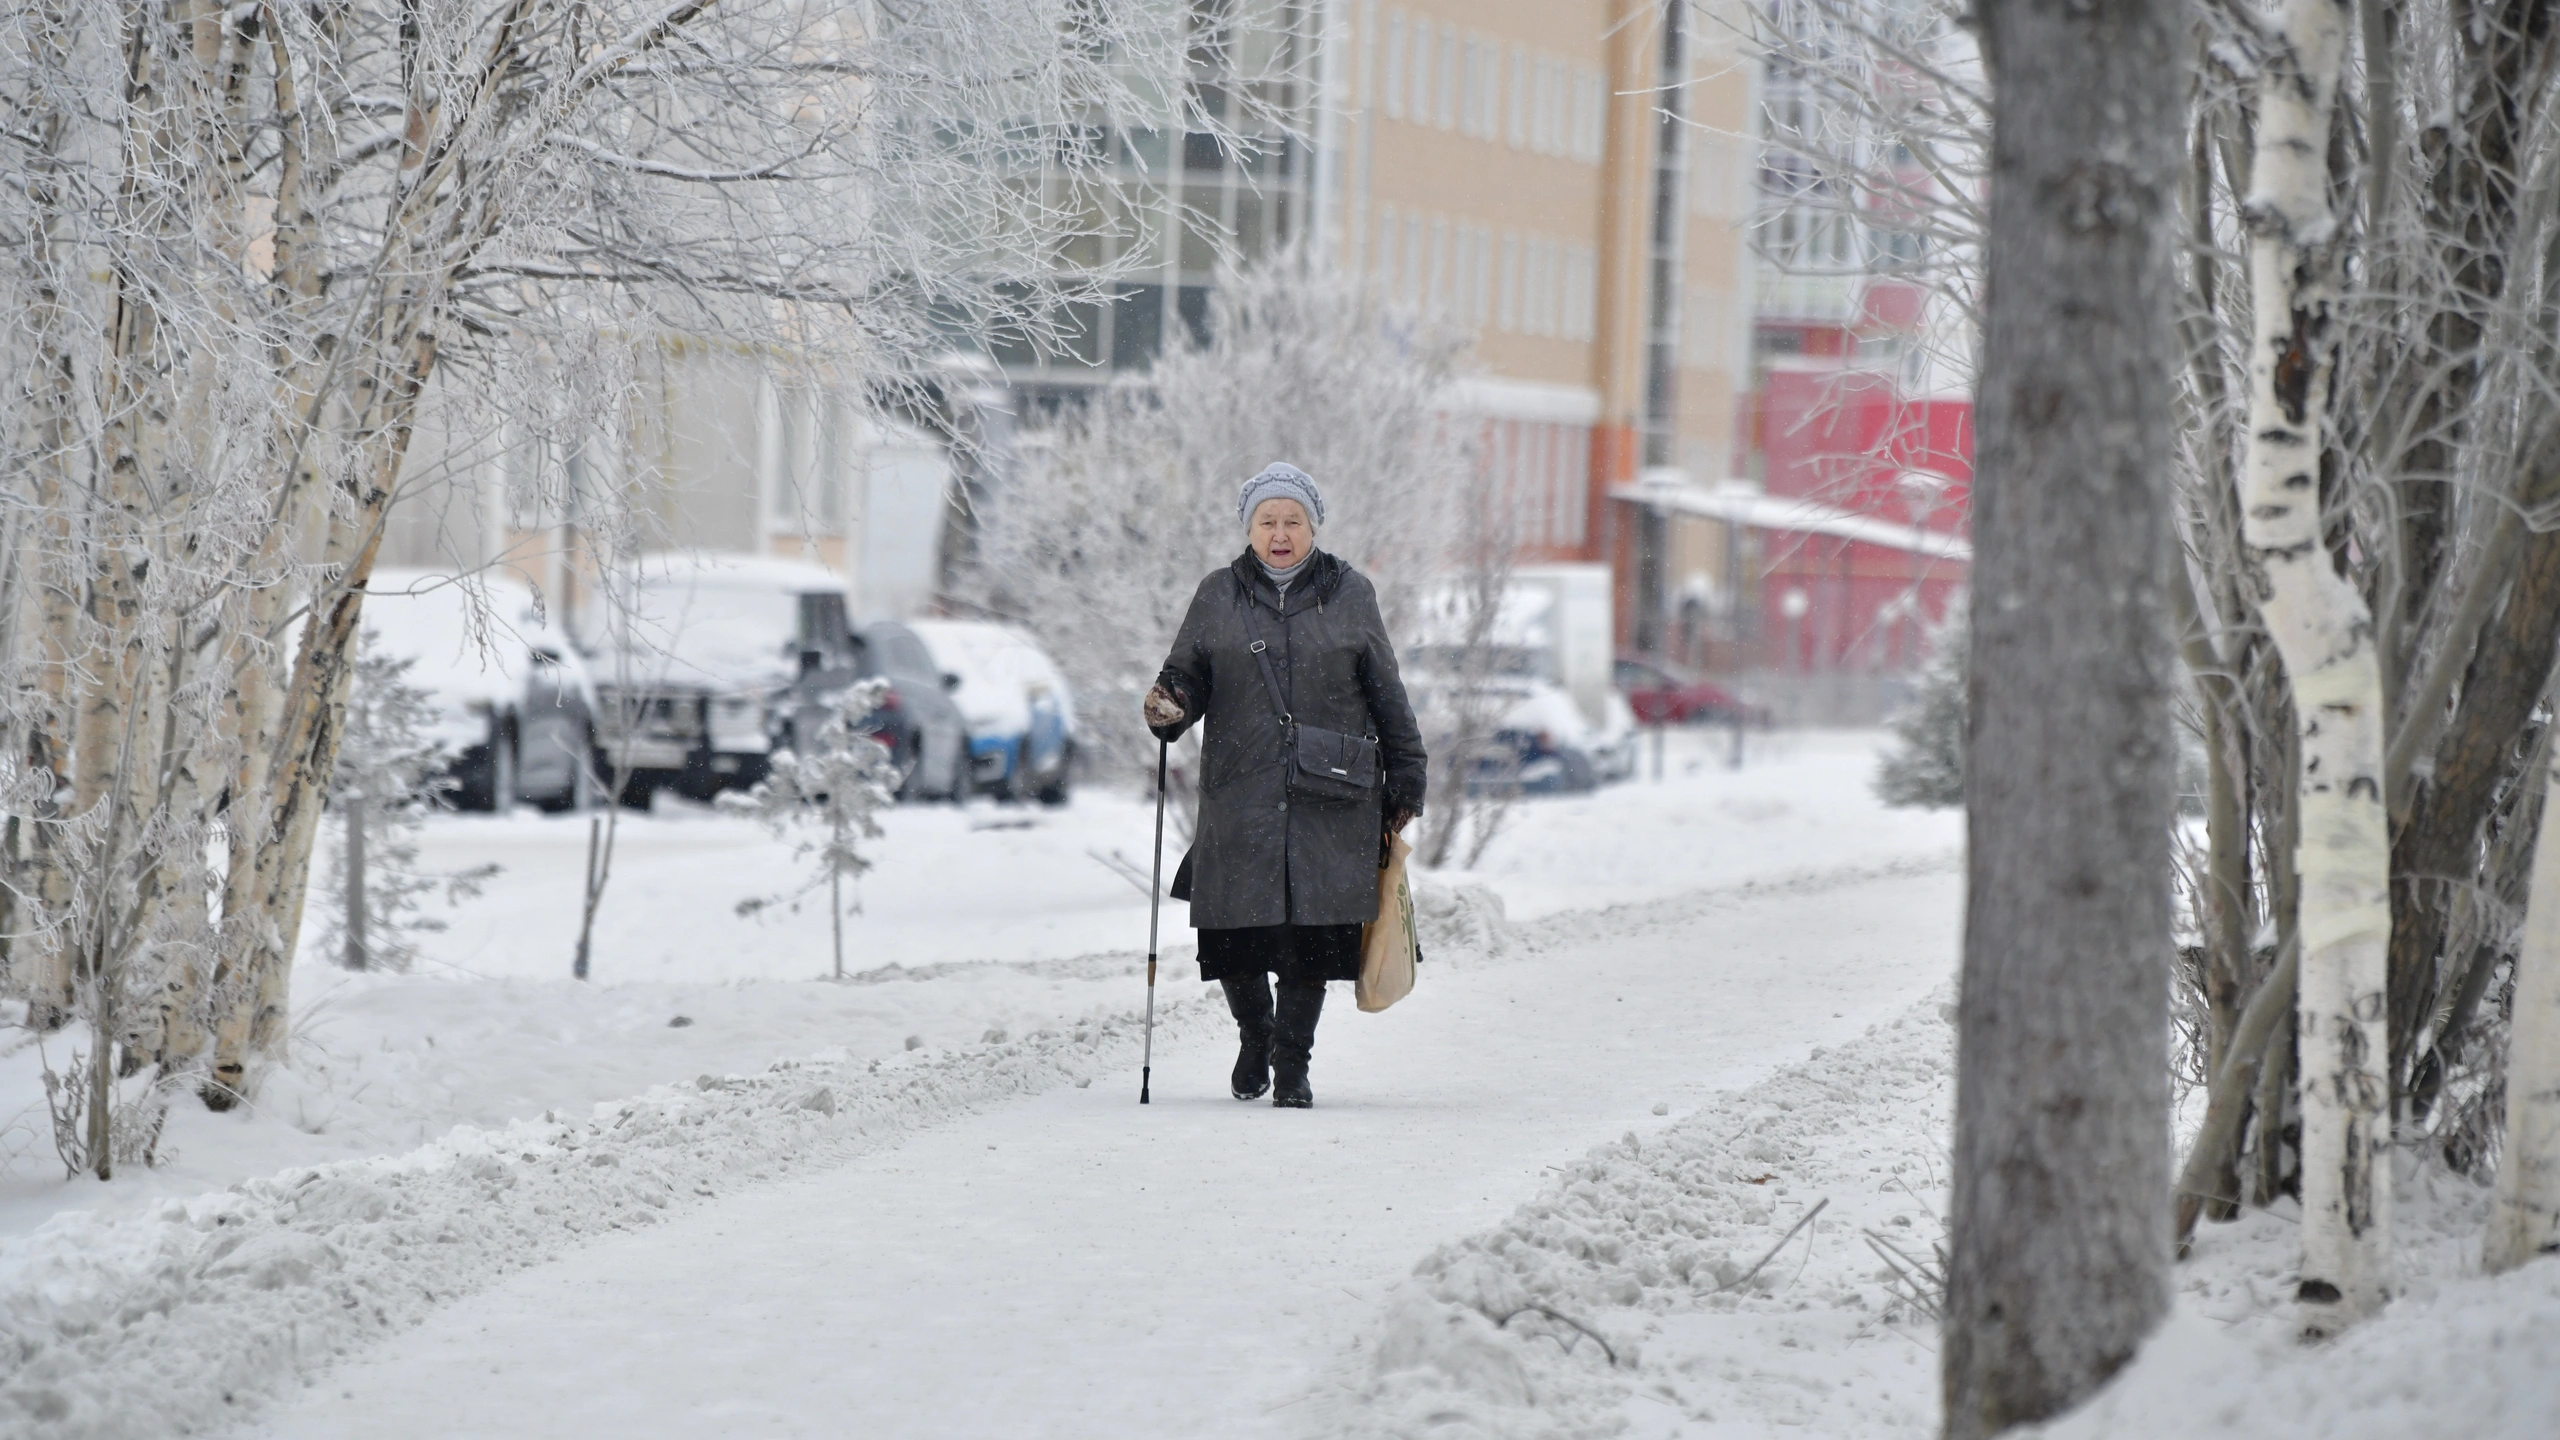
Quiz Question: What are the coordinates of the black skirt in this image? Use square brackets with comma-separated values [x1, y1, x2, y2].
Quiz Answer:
[1196, 923, 1363, 985]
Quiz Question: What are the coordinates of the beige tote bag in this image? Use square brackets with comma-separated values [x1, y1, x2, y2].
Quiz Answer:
[1358, 834, 1418, 1013]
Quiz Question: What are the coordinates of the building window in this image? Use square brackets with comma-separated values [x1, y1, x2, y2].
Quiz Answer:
[1456, 37, 1477, 136]
[1543, 60, 1568, 156]
[1495, 45, 1515, 148]
[1564, 246, 1597, 340]
[1404, 212, 1426, 308]
[1498, 231, 1521, 331]
[1383, 10, 1406, 119]
[1524, 236, 1549, 335]
[1467, 38, 1495, 137]
[1435, 30, 1459, 130]
[1458, 223, 1476, 320]
[1374, 203, 1399, 295]
[1559, 427, 1589, 545]
[766, 389, 843, 536]
[1428, 216, 1450, 312]
[1545, 240, 1567, 336]
[1177, 285, 1212, 347]
[1571, 68, 1605, 163]
[1112, 285, 1164, 370]
[1409, 18, 1433, 125]
[1459, 225, 1481, 326]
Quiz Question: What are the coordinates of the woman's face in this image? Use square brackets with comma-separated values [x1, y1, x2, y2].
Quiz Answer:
[1249, 498, 1313, 568]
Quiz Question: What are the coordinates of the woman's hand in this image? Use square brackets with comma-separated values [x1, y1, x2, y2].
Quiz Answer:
[1142, 684, 1187, 728]
[1381, 809, 1416, 867]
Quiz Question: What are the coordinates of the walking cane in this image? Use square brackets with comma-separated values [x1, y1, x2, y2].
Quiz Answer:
[1141, 739, 1169, 1104]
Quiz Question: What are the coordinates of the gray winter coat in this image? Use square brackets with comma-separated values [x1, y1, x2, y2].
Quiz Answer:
[1152, 551, 1428, 929]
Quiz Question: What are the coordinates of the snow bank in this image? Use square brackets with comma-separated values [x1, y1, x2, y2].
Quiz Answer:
[0, 993, 1233, 1440]
[1322, 971, 2560, 1440]
[1411, 874, 1515, 963]
[1441, 729, 1962, 921]
[1321, 990, 1958, 1439]
[2029, 1170, 2559, 1440]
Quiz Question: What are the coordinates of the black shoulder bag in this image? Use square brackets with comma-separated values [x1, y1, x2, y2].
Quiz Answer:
[1238, 585, 1381, 805]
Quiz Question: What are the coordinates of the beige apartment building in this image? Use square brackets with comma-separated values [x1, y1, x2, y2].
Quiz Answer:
[1311, 0, 1756, 652]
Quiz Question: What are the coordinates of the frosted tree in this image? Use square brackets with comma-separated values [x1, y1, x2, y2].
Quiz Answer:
[1409, 510, 1522, 872]
[2229, 0, 2389, 1330]
[0, 0, 1231, 1159]
[729, 681, 899, 981]
[1874, 596, 1966, 810]
[318, 631, 497, 974]
[968, 262, 1476, 784]
[2488, 750, 2560, 1270]
[1941, 0, 2181, 1434]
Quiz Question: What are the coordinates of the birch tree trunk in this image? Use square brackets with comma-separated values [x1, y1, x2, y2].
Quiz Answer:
[2487, 752, 2560, 1270]
[1942, 0, 2182, 1432]
[2235, 0, 2392, 1331]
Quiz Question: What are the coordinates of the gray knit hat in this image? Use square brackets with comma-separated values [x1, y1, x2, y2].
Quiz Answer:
[1238, 462, 1324, 530]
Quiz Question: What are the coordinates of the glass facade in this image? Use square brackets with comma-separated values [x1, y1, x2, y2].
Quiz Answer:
[995, 0, 1317, 394]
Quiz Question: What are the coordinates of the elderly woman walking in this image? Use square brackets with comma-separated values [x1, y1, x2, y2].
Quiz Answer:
[1143, 463, 1428, 1108]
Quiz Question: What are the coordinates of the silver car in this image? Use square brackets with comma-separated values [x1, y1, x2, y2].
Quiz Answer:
[363, 569, 600, 811]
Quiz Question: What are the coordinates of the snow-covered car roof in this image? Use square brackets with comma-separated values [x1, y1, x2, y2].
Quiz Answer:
[624, 552, 851, 595]
[1489, 679, 1600, 746]
[362, 568, 588, 751]
[907, 619, 1078, 737]
[1398, 671, 1603, 748]
[577, 552, 854, 692]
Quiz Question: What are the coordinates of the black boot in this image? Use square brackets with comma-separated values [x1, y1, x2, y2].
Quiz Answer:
[1220, 976, 1273, 1100]
[1270, 981, 1325, 1108]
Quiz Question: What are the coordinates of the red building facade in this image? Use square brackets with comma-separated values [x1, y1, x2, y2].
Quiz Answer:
[1744, 360, 1971, 673]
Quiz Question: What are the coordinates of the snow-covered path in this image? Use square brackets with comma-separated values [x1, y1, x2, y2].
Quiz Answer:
[248, 862, 1959, 1439]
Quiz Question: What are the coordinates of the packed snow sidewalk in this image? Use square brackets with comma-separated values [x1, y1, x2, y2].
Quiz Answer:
[237, 862, 1962, 1440]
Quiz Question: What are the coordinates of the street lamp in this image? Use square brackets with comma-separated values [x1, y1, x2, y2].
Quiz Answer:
[1780, 585, 1810, 671]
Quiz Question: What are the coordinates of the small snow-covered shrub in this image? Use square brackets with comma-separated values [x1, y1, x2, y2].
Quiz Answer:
[727, 680, 901, 979]
[319, 632, 499, 973]
[1875, 598, 1966, 810]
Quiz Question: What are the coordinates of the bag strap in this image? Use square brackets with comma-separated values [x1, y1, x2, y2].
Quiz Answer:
[1235, 576, 1294, 727]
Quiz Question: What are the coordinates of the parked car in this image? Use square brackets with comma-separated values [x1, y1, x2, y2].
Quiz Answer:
[575, 555, 969, 804]
[907, 620, 1078, 804]
[362, 568, 599, 811]
[1485, 678, 1609, 795]
[1613, 656, 1768, 726]
[851, 619, 974, 801]
[1588, 689, 1641, 783]
[1406, 672, 1622, 797]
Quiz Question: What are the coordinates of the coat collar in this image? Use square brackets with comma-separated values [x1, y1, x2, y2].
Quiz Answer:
[1231, 548, 1343, 616]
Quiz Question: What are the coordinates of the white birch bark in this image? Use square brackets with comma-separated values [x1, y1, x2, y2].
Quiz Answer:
[2487, 756, 2560, 1270]
[2237, 0, 2391, 1329]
